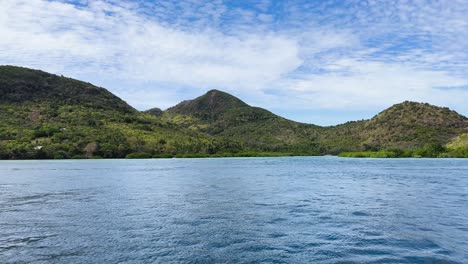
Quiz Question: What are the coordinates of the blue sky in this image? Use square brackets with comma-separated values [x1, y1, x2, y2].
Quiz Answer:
[1, 0, 467, 125]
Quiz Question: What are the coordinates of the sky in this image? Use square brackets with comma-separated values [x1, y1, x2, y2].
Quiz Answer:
[1, 0, 467, 125]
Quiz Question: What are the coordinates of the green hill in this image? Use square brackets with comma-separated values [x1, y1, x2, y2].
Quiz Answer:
[143, 107, 163, 117]
[161, 91, 467, 155]
[162, 90, 322, 153]
[0, 66, 134, 113]
[1, 66, 467, 159]
[167, 89, 249, 120]
[0, 66, 233, 159]
[360, 101, 467, 147]
[320, 101, 468, 153]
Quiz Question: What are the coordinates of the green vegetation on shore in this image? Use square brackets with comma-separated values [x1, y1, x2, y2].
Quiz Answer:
[125, 151, 316, 159]
[1, 65, 467, 159]
[339, 143, 468, 158]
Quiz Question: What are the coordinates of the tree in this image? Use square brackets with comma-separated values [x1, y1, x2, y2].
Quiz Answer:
[84, 142, 98, 159]
[0, 142, 9, 159]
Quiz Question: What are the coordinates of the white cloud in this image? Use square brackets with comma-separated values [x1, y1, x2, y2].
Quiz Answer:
[0, 0, 302, 90]
[285, 60, 468, 109]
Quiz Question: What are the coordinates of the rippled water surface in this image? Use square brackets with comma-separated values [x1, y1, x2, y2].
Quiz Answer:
[0, 157, 467, 263]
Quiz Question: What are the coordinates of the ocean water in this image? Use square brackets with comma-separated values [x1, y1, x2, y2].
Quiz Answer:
[0, 157, 467, 263]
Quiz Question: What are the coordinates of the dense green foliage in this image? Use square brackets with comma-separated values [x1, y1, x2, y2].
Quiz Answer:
[339, 143, 468, 158]
[0, 66, 243, 159]
[0, 66, 134, 113]
[444, 133, 468, 158]
[125, 151, 313, 159]
[143, 107, 163, 117]
[161, 90, 467, 155]
[0, 102, 246, 159]
[1, 65, 467, 159]
[163, 90, 323, 153]
[447, 133, 468, 149]
[320, 102, 467, 153]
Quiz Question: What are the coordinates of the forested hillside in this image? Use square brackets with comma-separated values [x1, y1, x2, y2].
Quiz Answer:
[1, 66, 467, 159]
[0, 66, 240, 159]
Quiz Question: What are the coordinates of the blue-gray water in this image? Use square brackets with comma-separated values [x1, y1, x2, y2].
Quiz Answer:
[0, 157, 467, 263]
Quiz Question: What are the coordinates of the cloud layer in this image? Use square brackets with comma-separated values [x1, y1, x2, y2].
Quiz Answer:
[1, 0, 467, 125]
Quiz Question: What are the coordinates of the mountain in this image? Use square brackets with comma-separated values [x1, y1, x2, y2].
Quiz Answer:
[361, 101, 467, 147]
[1, 66, 467, 159]
[167, 89, 248, 120]
[0, 66, 234, 159]
[163, 89, 322, 153]
[0, 66, 134, 113]
[162, 91, 468, 155]
[319, 101, 468, 153]
[144, 107, 163, 117]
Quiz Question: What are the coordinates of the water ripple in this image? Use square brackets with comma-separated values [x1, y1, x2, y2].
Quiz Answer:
[0, 157, 467, 263]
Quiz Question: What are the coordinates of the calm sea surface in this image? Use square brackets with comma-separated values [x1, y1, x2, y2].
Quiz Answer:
[0, 157, 467, 263]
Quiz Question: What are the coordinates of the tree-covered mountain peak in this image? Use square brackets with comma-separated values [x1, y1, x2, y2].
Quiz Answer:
[369, 100, 467, 128]
[166, 89, 249, 120]
[144, 107, 163, 117]
[0, 65, 135, 113]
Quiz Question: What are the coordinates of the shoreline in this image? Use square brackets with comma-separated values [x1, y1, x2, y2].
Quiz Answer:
[1, 155, 467, 161]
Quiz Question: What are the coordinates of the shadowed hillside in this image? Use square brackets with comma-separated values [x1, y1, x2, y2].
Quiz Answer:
[0, 66, 134, 113]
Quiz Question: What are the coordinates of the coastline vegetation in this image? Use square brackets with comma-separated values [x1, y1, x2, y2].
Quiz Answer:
[338, 143, 468, 158]
[126, 151, 316, 159]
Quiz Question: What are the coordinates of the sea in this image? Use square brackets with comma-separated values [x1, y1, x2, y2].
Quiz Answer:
[1, 157, 467, 263]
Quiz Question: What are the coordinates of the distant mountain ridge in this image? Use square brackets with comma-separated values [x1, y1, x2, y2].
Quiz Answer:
[1, 65, 467, 159]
